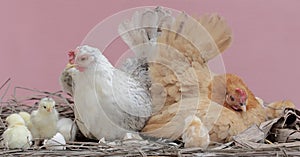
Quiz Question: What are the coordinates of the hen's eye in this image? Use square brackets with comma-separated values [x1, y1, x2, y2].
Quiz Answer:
[80, 57, 87, 61]
[43, 106, 46, 109]
[230, 96, 235, 101]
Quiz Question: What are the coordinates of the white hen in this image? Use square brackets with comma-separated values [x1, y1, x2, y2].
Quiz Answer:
[59, 7, 173, 140]
[72, 45, 152, 140]
[29, 97, 59, 145]
[2, 114, 32, 149]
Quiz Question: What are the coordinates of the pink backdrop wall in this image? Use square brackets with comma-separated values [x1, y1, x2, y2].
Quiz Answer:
[0, 0, 299, 106]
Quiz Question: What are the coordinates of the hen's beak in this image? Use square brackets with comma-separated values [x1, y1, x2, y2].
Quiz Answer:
[65, 63, 76, 70]
[240, 104, 247, 112]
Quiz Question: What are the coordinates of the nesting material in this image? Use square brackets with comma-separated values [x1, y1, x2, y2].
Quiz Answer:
[0, 81, 300, 156]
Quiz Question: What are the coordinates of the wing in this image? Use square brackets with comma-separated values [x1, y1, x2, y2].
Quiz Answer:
[59, 66, 78, 96]
[73, 69, 146, 140]
[112, 69, 152, 117]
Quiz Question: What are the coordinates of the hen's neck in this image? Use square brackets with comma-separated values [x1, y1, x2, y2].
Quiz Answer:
[240, 98, 266, 125]
[86, 55, 115, 75]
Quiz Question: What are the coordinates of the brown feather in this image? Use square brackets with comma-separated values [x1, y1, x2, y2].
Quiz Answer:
[143, 12, 263, 145]
[265, 100, 295, 119]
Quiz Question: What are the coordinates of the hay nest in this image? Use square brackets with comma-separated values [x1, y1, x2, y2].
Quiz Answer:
[1, 78, 300, 156]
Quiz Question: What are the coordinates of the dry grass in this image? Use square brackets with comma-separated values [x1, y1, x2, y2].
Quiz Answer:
[0, 78, 300, 156]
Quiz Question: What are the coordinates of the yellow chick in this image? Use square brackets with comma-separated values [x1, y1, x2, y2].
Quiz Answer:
[182, 115, 210, 149]
[2, 114, 32, 149]
[18, 111, 31, 127]
[57, 118, 77, 141]
[29, 97, 59, 145]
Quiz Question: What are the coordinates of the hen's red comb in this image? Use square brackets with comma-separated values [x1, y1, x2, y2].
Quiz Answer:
[236, 88, 247, 100]
[68, 50, 75, 64]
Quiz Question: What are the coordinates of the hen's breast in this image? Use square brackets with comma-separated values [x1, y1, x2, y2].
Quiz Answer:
[73, 67, 151, 140]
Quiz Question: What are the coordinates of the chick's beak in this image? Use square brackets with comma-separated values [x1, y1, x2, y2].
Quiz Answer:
[47, 108, 52, 112]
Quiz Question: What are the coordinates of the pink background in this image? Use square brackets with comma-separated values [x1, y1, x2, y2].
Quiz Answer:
[0, 0, 299, 106]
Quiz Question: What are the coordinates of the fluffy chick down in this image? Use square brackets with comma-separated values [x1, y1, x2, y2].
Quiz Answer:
[182, 115, 210, 148]
[2, 114, 32, 149]
[29, 98, 59, 140]
[18, 111, 31, 127]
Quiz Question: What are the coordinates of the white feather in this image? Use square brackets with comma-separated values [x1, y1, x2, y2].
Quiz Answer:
[118, 7, 174, 96]
[73, 45, 152, 140]
[118, 6, 174, 60]
[59, 65, 78, 95]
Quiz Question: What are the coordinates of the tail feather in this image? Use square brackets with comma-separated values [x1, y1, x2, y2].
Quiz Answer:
[158, 12, 231, 64]
[118, 6, 174, 57]
[198, 14, 232, 53]
[148, 12, 233, 108]
[119, 9, 233, 113]
[119, 7, 174, 89]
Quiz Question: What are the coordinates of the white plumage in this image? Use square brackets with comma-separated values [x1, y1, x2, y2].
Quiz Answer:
[118, 6, 173, 58]
[57, 118, 77, 141]
[29, 97, 59, 143]
[58, 7, 173, 140]
[73, 45, 152, 140]
[2, 114, 32, 149]
[59, 64, 78, 95]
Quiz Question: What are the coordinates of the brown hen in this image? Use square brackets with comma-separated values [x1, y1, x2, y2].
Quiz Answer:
[142, 12, 268, 145]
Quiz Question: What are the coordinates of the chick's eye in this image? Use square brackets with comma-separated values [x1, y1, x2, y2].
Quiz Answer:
[230, 96, 235, 101]
[43, 106, 46, 109]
